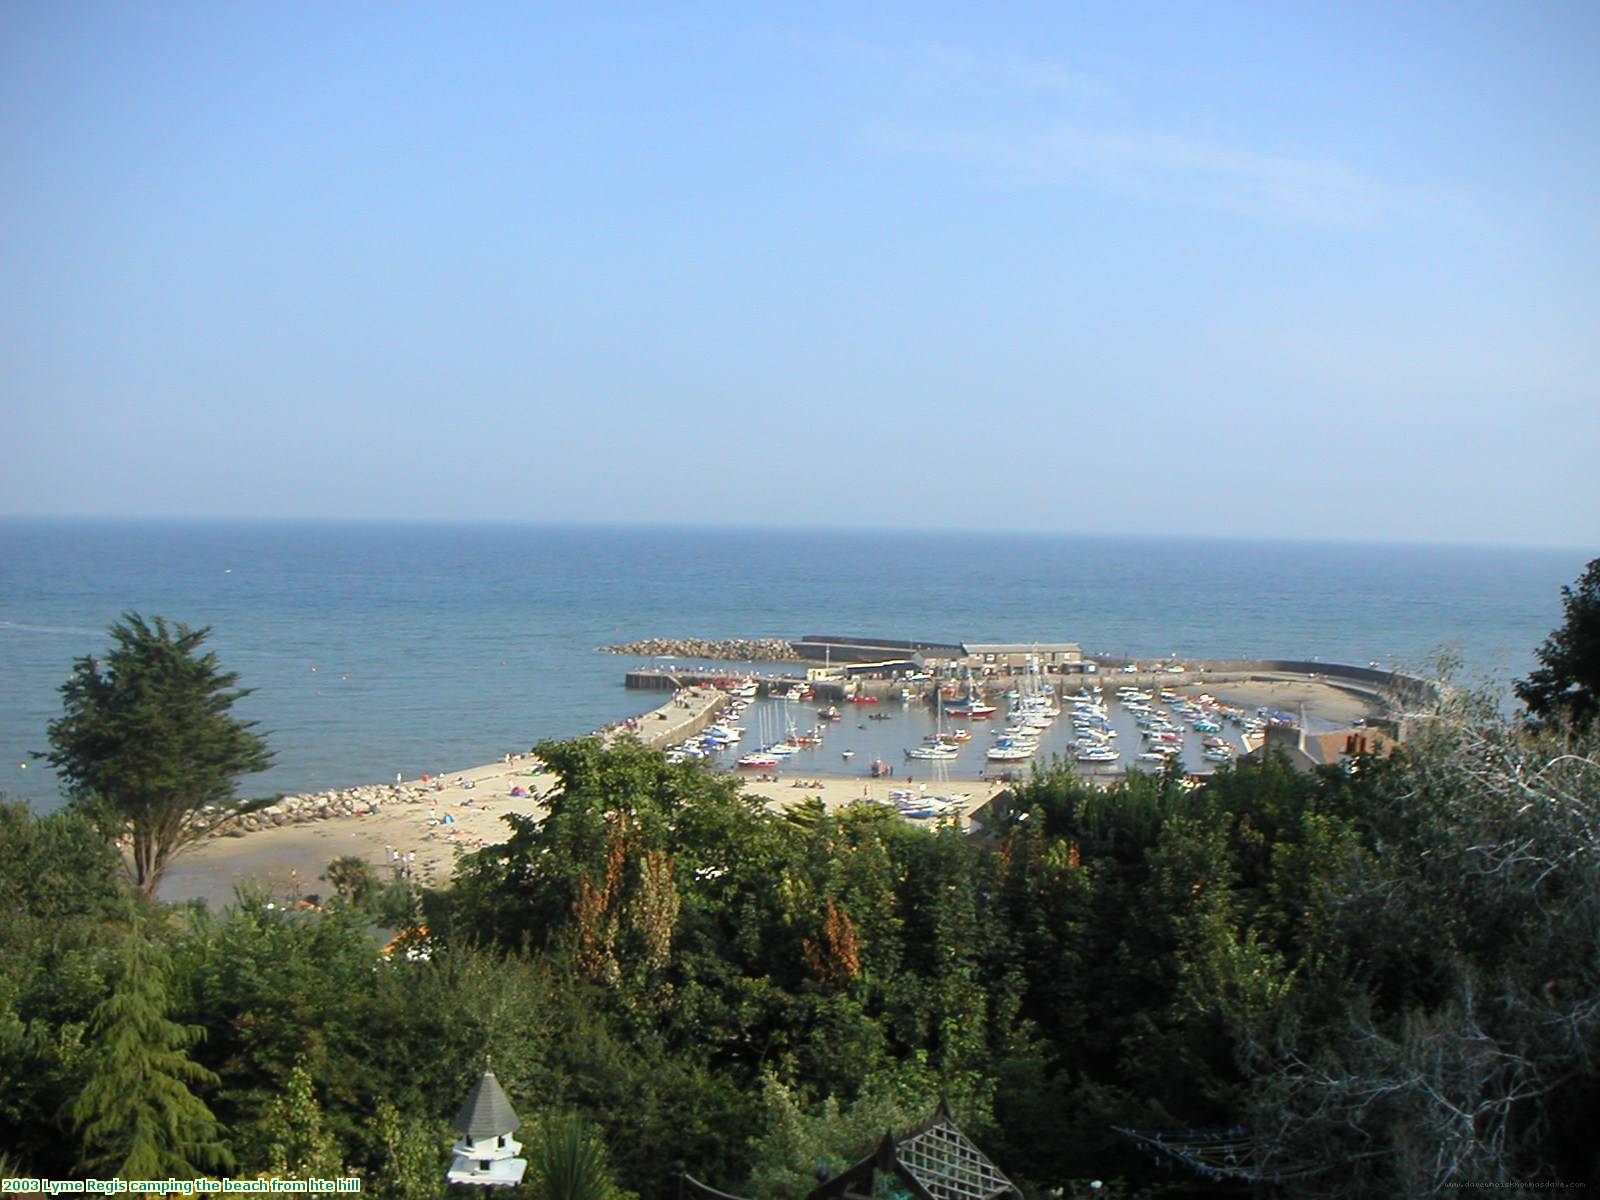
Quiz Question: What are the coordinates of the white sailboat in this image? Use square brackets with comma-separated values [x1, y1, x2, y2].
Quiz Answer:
[906, 687, 960, 760]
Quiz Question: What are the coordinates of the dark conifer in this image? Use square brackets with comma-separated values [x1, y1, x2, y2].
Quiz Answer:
[72, 923, 233, 1176]
[45, 612, 273, 897]
[1516, 557, 1600, 728]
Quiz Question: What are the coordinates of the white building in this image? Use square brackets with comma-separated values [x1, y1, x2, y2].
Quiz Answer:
[960, 643, 1084, 672]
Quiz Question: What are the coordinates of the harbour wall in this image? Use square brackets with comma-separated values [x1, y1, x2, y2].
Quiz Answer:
[1092, 658, 1432, 708]
[606, 687, 729, 750]
[627, 659, 1429, 711]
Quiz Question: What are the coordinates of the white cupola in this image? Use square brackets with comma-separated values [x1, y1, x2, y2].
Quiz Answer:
[446, 1063, 528, 1187]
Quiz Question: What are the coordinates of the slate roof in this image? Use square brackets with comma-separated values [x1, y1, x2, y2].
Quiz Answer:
[453, 1069, 522, 1139]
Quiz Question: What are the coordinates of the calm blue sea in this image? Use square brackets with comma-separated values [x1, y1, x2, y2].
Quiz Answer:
[1, 519, 1589, 810]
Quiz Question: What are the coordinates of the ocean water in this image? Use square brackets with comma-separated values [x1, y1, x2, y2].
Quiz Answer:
[1, 519, 1589, 810]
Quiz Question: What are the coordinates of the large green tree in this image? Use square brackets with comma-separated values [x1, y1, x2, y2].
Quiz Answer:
[0, 799, 126, 1174]
[1516, 556, 1600, 729]
[72, 921, 233, 1177]
[45, 613, 273, 898]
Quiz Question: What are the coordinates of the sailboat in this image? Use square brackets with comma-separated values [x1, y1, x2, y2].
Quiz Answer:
[906, 687, 959, 760]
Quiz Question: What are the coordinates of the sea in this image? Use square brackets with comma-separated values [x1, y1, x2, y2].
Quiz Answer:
[1, 519, 1590, 811]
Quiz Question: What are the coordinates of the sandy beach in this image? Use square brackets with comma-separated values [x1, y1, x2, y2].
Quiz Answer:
[156, 675, 1381, 908]
[157, 757, 560, 905]
[158, 685, 728, 906]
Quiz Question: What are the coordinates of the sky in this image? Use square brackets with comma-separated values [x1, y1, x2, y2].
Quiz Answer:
[2, 2, 1596, 546]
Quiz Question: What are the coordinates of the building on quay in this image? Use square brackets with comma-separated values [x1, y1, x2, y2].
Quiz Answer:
[958, 643, 1085, 673]
[792, 636, 1088, 676]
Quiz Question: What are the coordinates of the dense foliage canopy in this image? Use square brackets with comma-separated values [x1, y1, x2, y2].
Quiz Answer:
[8, 697, 1597, 1195]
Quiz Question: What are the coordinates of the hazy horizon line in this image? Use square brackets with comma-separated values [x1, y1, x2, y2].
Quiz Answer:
[1, 512, 1593, 556]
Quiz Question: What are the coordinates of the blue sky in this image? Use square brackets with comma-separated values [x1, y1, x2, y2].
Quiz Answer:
[2, 2, 1596, 546]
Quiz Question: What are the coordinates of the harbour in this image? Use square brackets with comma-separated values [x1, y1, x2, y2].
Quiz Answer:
[623, 637, 1402, 786]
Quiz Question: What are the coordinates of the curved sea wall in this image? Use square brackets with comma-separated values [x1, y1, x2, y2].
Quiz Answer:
[1094, 657, 1435, 707]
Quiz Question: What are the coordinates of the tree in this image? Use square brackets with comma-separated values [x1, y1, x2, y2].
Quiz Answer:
[45, 612, 273, 898]
[745, 1071, 936, 1200]
[72, 920, 233, 1177]
[0, 799, 127, 1173]
[1236, 695, 1600, 1191]
[255, 1060, 343, 1179]
[323, 855, 380, 907]
[1516, 557, 1600, 729]
[373, 1099, 447, 1200]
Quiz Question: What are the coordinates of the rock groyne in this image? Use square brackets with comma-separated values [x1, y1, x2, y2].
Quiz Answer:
[598, 637, 800, 661]
[193, 774, 514, 839]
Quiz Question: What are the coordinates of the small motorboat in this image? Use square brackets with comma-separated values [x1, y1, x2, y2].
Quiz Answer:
[841, 750, 855, 760]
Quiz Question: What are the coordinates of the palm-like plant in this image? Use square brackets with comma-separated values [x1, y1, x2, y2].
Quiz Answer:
[530, 1114, 619, 1200]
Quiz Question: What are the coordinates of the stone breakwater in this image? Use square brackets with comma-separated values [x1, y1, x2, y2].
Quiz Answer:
[193, 778, 486, 838]
[598, 637, 799, 661]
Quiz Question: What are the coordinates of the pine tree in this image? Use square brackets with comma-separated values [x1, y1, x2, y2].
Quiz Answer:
[72, 923, 233, 1177]
[1516, 557, 1600, 729]
[45, 613, 273, 898]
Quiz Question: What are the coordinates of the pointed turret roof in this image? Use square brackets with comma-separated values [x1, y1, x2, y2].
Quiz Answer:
[453, 1069, 522, 1139]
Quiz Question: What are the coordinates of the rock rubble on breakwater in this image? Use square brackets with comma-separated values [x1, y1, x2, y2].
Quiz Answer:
[598, 637, 800, 661]
[188, 781, 461, 839]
